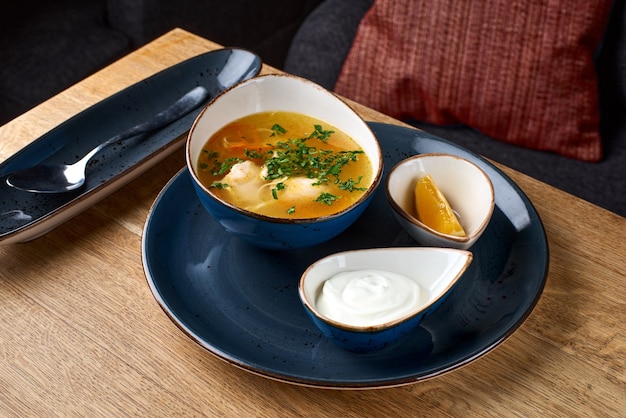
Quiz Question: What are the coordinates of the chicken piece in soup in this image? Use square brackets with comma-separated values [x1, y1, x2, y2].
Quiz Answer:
[196, 111, 373, 219]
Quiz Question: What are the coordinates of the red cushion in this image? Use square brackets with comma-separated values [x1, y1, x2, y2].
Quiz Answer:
[334, 1, 613, 161]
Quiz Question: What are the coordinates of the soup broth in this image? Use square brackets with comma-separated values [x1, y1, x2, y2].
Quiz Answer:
[196, 111, 373, 219]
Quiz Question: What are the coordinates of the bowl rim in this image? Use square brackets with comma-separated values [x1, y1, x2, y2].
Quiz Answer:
[385, 152, 495, 243]
[298, 247, 474, 332]
[185, 73, 384, 225]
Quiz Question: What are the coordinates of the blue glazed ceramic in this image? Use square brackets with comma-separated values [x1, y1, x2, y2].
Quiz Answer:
[303, 310, 426, 353]
[0, 48, 261, 244]
[298, 248, 473, 352]
[190, 180, 378, 250]
[142, 122, 549, 389]
[186, 74, 383, 250]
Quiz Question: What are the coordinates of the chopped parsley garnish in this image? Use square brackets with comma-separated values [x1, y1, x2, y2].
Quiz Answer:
[270, 123, 287, 136]
[244, 148, 266, 159]
[209, 182, 229, 189]
[212, 157, 242, 175]
[263, 139, 363, 187]
[207, 123, 365, 207]
[286, 206, 296, 215]
[271, 182, 285, 200]
[338, 176, 367, 192]
[308, 124, 334, 143]
[316, 192, 340, 206]
[199, 150, 220, 171]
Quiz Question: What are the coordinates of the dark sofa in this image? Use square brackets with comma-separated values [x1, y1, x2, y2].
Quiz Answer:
[1, 0, 625, 218]
[0, 0, 321, 126]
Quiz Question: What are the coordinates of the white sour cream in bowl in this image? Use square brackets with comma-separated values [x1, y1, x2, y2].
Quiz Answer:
[316, 269, 428, 327]
[299, 247, 473, 352]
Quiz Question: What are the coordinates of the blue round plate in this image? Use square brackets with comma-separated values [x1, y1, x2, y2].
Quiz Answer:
[142, 122, 548, 389]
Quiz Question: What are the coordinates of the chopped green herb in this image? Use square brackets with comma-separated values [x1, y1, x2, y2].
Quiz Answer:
[262, 134, 362, 186]
[203, 150, 219, 159]
[308, 124, 334, 143]
[270, 123, 287, 137]
[205, 123, 365, 208]
[286, 206, 296, 215]
[338, 176, 367, 192]
[316, 192, 340, 206]
[245, 148, 266, 159]
[209, 182, 229, 189]
[200, 150, 220, 170]
[212, 157, 242, 176]
[271, 182, 285, 200]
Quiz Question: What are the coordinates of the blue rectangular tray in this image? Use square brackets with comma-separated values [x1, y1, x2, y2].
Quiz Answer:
[0, 48, 261, 244]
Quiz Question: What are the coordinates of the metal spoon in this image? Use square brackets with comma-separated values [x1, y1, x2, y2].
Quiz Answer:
[6, 86, 210, 193]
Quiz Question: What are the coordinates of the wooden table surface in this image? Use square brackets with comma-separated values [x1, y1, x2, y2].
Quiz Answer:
[1, 29, 624, 417]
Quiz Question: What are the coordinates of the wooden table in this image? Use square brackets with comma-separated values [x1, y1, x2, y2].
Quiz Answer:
[1, 29, 624, 417]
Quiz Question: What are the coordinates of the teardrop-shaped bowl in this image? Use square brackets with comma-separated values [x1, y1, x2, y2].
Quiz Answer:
[386, 153, 495, 249]
[298, 247, 473, 352]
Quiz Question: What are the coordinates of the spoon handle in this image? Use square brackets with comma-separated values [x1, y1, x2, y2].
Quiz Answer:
[81, 86, 210, 163]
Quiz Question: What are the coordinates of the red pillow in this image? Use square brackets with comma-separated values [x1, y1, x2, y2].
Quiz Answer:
[334, 1, 613, 161]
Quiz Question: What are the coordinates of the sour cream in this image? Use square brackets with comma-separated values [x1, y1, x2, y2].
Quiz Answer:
[315, 269, 427, 327]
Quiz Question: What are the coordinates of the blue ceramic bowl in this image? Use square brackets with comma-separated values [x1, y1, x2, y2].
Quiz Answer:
[299, 247, 473, 352]
[186, 74, 383, 250]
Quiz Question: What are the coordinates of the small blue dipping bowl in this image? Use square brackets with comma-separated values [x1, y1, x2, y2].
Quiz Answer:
[186, 74, 383, 250]
[299, 248, 473, 352]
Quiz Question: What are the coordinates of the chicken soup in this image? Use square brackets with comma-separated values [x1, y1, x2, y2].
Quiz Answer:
[196, 111, 373, 219]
